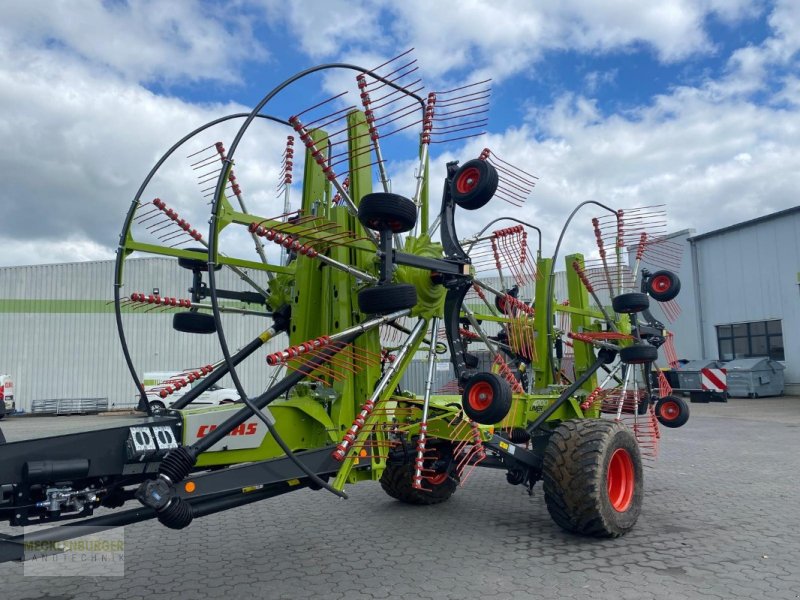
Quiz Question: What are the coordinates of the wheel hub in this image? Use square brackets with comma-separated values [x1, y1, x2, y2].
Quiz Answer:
[651, 274, 671, 292]
[456, 167, 480, 193]
[468, 381, 493, 411]
[661, 401, 679, 420]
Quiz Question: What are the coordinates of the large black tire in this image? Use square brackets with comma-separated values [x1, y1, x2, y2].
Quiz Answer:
[543, 419, 644, 538]
[380, 461, 457, 505]
[462, 372, 512, 425]
[149, 400, 166, 415]
[656, 395, 690, 428]
[450, 159, 499, 210]
[177, 247, 221, 272]
[646, 270, 681, 302]
[612, 292, 649, 314]
[173, 311, 216, 334]
[619, 344, 658, 364]
[358, 193, 417, 233]
[357, 283, 417, 315]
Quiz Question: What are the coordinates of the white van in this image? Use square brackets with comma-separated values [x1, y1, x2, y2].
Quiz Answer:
[0, 375, 14, 417]
[142, 371, 240, 413]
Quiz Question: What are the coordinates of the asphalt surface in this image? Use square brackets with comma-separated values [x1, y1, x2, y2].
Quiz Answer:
[1, 398, 799, 599]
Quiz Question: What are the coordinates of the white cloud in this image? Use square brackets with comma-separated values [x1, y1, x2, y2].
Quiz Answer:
[258, 0, 387, 59]
[0, 35, 291, 267]
[254, 0, 765, 84]
[0, 0, 797, 274]
[0, 236, 114, 267]
[712, 0, 799, 97]
[440, 81, 800, 259]
[0, 1, 266, 84]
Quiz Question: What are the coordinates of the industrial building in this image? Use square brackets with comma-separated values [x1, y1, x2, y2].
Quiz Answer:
[643, 206, 799, 394]
[0, 206, 797, 411]
[0, 258, 286, 412]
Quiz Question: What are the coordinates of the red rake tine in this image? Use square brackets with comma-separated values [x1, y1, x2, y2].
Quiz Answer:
[487, 154, 539, 183]
[378, 118, 425, 139]
[362, 63, 420, 94]
[369, 80, 425, 107]
[367, 47, 416, 72]
[433, 102, 490, 119]
[191, 154, 222, 170]
[292, 90, 350, 121]
[372, 101, 421, 128]
[185, 143, 220, 159]
[304, 102, 358, 129]
[430, 131, 489, 145]
[432, 92, 492, 110]
[431, 118, 489, 133]
[434, 87, 492, 105]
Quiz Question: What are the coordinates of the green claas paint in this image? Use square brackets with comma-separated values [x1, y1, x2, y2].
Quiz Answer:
[0, 54, 688, 559]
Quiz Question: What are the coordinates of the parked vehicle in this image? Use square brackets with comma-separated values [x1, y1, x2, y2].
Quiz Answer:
[141, 371, 240, 413]
[0, 375, 14, 418]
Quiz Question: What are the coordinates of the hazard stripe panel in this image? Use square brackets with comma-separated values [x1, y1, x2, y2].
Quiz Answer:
[701, 368, 727, 391]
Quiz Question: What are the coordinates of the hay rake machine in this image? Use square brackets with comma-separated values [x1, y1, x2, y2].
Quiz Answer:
[0, 52, 688, 561]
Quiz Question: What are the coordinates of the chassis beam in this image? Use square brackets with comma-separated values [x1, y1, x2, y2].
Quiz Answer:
[0, 444, 343, 563]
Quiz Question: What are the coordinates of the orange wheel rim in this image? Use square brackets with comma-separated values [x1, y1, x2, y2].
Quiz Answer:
[425, 472, 448, 485]
[468, 381, 493, 411]
[607, 448, 635, 512]
[660, 400, 679, 421]
[456, 167, 480, 193]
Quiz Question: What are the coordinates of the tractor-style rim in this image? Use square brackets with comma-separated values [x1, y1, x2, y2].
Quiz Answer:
[660, 400, 680, 421]
[467, 381, 493, 411]
[607, 448, 635, 512]
[651, 274, 672, 293]
[456, 167, 481, 194]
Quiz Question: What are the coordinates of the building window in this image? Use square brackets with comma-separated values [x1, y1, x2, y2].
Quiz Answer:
[716, 320, 784, 361]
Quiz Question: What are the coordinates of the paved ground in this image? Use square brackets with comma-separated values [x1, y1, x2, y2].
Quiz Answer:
[1, 398, 799, 599]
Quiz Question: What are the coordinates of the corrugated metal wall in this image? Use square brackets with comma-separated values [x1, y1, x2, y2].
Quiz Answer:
[0, 257, 580, 410]
[0, 258, 284, 411]
[399, 360, 458, 396]
[692, 211, 800, 388]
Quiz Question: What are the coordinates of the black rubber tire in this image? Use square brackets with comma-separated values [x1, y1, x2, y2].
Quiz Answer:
[543, 419, 644, 538]
[612, 292, 649, 314]
[380, 461, 457, 505]
[177, 247, 221, 272]
[619, 344, 658, 364]
[655, 395, 690, 428]
[461, 372, 513, 425]
[646, 270, 681, 302]
[149, 401, 166, 414]
[357, 283, 417, 315]
[450, 159, 499, 210]
[173, 311, 217, 334]
[358, 193, 417, 233]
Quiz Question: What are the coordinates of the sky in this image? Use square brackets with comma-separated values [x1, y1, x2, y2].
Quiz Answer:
[0, 0, 798, 267]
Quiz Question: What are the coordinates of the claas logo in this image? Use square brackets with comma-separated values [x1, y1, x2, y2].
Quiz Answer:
[196, 423, 257, 438]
